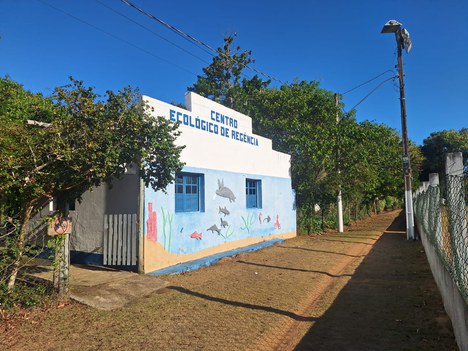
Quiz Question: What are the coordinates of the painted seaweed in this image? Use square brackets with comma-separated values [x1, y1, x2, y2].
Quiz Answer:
[240, 213, 256, 233]
[161, 207, 173, 251]
[219, 225, 234, 240]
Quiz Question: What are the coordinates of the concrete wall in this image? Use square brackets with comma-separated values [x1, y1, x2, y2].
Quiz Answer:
[142, 92, 296, 274]
[419, 225, 468, 350]
[70, 172, 139, 263]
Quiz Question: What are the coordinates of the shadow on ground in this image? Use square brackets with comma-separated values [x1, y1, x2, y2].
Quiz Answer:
[168, 286, 316, 322]
[294, 212, 457, 351]
[235, 260, 353, 278]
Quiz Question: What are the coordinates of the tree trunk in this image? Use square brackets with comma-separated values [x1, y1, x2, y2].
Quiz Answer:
[321, 208, 325, 230]
[7, 204, 34, 292]
[53, 194, 70, 294]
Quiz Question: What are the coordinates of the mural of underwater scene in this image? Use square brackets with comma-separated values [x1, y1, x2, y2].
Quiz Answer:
[144, 166, 296, 255]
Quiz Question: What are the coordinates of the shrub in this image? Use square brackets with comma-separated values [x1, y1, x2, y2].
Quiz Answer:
[377, 199, 386, 213]
[0, 278, 52, 311]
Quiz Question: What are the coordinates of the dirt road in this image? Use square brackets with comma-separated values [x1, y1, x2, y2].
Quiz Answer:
[2, 210, 457, 350]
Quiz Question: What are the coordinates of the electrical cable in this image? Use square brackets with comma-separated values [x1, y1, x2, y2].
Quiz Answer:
[119, 0, 285, 84]
[348, 75, 398, 112]
[36, 0, 199, 77]
[342, 69, 396, 95]
[120, 0, 216, 56]
[95, 0, 210, 65]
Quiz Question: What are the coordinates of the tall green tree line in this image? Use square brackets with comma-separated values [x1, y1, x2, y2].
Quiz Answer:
[190, 35, 424, 232]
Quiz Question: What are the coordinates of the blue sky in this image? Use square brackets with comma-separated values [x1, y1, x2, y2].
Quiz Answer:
[1, 0, 467, 145]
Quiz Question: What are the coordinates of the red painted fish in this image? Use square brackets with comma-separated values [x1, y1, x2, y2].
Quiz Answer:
[190, 231, 202, 240]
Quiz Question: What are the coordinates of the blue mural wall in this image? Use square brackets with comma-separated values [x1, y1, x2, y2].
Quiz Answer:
[144, 166, 296, 255]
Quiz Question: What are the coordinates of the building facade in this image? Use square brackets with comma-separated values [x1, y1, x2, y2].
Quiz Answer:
[68, 92, 296, 274]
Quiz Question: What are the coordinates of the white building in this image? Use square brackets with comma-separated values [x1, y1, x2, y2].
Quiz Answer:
[69, 92, 296, 274]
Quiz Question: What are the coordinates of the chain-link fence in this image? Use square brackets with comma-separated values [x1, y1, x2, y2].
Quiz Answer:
[414, 156, 468, 303]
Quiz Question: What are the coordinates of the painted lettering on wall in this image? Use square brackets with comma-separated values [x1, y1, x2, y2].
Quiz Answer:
[169, 109, 259, 147]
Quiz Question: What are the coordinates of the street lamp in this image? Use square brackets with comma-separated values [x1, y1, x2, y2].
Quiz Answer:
[381, 19, 415, 240]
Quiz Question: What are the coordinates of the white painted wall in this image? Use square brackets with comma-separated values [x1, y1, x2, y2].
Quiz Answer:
[143, 92, 291, 179]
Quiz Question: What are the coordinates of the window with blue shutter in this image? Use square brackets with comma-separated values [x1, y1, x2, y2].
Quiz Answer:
[175, 173, 204, 212]
[246, 179, 262, 208]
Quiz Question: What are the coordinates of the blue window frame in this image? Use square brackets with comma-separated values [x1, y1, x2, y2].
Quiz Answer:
[175, 173, 204, 212]
[246, 179, 262, 208]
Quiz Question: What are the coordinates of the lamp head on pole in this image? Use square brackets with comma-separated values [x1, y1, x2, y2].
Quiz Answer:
[381, 20, 412, 53]
[381, 20, 402, 33]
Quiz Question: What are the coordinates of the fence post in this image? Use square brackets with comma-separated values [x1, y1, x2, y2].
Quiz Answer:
[445, 152, 468, 288]
[422, 181, 430, 234]
[429, 173, 442, 247]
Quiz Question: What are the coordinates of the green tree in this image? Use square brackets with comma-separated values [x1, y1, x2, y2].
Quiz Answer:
[189, 34, 269, 109]
[421, 128, 468, 179]
[0, 77, 183, 292]
[339, 120, 403, 211]
[189, 35, 413, 232]
[409, 142, 425, 189]
[250, 81, 340, 211]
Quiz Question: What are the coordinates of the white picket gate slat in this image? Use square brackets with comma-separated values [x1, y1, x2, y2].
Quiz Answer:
[103, 214, 138, 267]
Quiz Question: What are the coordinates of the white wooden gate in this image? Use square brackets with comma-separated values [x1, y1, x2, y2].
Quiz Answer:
[103, 214, 138, 267]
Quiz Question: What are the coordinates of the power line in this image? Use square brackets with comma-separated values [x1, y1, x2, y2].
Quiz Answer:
[348, 75, 398, 112]
[119, 0, 285, 84]
[120, 0, 216, 56]
[342, 69, 396, 95]
[95, 0, 210, 65]
[36, 0, 199, 77]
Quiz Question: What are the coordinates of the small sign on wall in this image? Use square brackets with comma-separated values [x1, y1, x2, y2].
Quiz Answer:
[48, 217, 72, 236]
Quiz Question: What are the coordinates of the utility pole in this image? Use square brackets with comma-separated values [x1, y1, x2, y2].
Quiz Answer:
[335, 94, 344, 233]
[382, 20, 415, 240]
[396, 33, 415, 240]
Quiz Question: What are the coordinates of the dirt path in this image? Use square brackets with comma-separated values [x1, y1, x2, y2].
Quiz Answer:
[1, 210, 457, 350]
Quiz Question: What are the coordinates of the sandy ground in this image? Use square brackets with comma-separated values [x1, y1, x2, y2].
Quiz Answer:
[1, 210, 457, 350]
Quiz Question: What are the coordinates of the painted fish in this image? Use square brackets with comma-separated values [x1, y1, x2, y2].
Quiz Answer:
[218, 206, 230, 217]
[216, 179, 236, 203]
[207, 224, 221, 235]
[220, 218, 228, 228]
[263, 215, 271, 223]
[190, 231, 202, 240]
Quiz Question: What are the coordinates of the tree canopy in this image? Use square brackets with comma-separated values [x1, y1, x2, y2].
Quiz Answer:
[0, 77, 184, 291]
[421, 128, 468, 179]
[188, 34, 269, 110]
[190, 35, 421, 232]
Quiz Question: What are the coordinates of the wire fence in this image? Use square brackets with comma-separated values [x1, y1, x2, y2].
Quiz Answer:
[414, 160, 468, 303]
